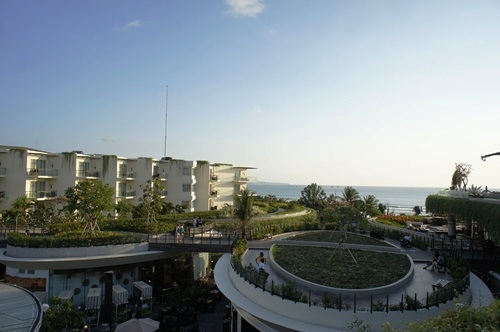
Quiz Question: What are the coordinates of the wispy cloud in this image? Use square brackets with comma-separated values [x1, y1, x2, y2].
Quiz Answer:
[100, 138, 114, 143]
[114, 20, 142, 32]
[225, 0, 265, 18]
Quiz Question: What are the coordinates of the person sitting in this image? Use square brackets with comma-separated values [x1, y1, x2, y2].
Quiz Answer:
[423, 250, 439, 270]
[255, 252, 267, 266]
[432, 254, 446, 272]
[400, 233, 412, 247]
[257, 257, 269, 280]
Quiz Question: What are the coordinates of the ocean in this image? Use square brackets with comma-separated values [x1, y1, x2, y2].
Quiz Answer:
[247, 182, 444, 215]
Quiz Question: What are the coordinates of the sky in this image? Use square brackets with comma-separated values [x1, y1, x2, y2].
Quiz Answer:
[1, 0, 500, 188]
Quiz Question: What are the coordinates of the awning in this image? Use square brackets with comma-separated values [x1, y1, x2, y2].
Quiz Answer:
[112, 285, 129, 305]
[57, 290, 73, 301]
[86, 287, 101, 309]
[133, 281, 152, 300]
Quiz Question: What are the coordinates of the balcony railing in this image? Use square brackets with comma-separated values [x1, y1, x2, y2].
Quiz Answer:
[210, 190, 218, 196]
[117, 190, 136, 198]
[119, 172, 136, 179]
[27, 168, 58, 177]
[234, 176, 249, 182]
[0, 167, 6, 176]
[77, 170, 101, 178]
[210, 175, 219, 181]
[160, 190, 168, 197]
[26, 190, 58, 199]
[153, 173, 168, 180]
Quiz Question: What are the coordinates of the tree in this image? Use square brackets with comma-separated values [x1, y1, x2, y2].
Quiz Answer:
[40, 297, 85, 332]
[115, 201, 134, 219]
[451, 163, 472, 191]
[233, 188, 255, 238]
[298, 183, 327, 211]
[64, 180, 114, 235]
[138, 177, 165, 223]
[413, 206, 422, 216]
[362, 194, 380, 217]
[341, 186, 361, 207]
[10, 196, 35, 232]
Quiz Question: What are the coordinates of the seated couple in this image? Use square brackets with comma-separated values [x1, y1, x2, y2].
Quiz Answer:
[423, 250, 446, 271]
[256, 252, 269, 279]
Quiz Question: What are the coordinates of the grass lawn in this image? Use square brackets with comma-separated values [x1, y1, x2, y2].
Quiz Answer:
[272, 245, 411, 289]
[285, 230, 392, 247]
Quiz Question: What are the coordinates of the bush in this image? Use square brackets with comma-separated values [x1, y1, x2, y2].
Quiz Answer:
[7, 231, 142, 248]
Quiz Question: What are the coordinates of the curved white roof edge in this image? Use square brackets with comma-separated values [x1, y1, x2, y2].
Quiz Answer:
[214, 254, 487, 332]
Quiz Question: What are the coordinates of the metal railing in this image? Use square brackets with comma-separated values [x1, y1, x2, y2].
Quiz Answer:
[148, 227, 236, 247]
[230, 256, 470, 313]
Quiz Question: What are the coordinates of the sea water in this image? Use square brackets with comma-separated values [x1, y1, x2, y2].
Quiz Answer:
[247, 183, 444, 215]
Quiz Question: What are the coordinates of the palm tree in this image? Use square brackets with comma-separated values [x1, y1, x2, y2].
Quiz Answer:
[341, 186, 361, 205]
[362, 194, 379, 217]
[233, 188, 255, 239]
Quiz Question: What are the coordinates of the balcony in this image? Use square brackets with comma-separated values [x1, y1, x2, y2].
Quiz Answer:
[26, 190, 58, 199]
[153, 173, 168, 181]
[77, 170, 101, 178]
[117, 190, 136, 198]
[160, 190, 168, 198]
[0, 191, 5, 200]
[233, 176, 250, 183]
[210, 175, 219, 181]
[210, 190, 219, 197]
[210, 206, 218, 210]
[27, 168, 59, 178]
[0, 167, 6, 177]
[119, 172, 136, 179]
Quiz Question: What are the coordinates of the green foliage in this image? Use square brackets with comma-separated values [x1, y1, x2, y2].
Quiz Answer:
[64, 180, 114, 234]
[137, 176, 165, 223]
[277, 281, 302, 303]
[298, 183, 327, 211]
[382, 300, 500, 332]
[286, 230, 392, 247]
[272, 245, 411, 289]
[322, 204, 367, 231]
[232, 239, 247, 260]
[7, 230, 141, 248]
[426, 195, 500, 243]
[40, 297, 85, 332]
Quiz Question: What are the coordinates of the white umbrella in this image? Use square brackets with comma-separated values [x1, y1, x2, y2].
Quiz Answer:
[114, 318, 159, 332]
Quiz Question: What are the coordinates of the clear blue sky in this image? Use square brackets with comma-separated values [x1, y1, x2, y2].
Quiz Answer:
[1, 0, 500, 188]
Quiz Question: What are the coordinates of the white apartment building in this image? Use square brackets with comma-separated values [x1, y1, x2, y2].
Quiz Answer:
[0, 145, 255, 214]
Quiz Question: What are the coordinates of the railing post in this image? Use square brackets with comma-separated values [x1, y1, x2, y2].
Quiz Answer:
[370, 295, 373, 313]
[309, 289, 311, 307]
[400, 294, 404, 312]
[353, 294, 356, 313]
[426, 292, 429, 309]
[414, 293, 417, 311]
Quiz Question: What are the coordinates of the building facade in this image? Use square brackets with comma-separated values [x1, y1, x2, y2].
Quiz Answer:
[0, 145, 255, 214]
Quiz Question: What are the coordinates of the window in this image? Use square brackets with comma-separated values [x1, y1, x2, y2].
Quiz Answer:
[27, 269, 35, 274]
[182, 167, 191, 176]
[119, 163, 128, 177]
[118, 183, 127, 197]
[19, 269, 25, 274]
[182, 184, 191, 192]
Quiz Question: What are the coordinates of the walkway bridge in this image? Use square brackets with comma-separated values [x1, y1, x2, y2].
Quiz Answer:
[147, 227, 237, 253]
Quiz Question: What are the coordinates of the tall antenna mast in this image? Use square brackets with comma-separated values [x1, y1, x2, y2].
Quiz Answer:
[163, 86, 168, 158]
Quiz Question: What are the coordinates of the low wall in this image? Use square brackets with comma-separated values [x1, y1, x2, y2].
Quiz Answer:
[6, 242, 149, 258]
[269, 244, 415, 298]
